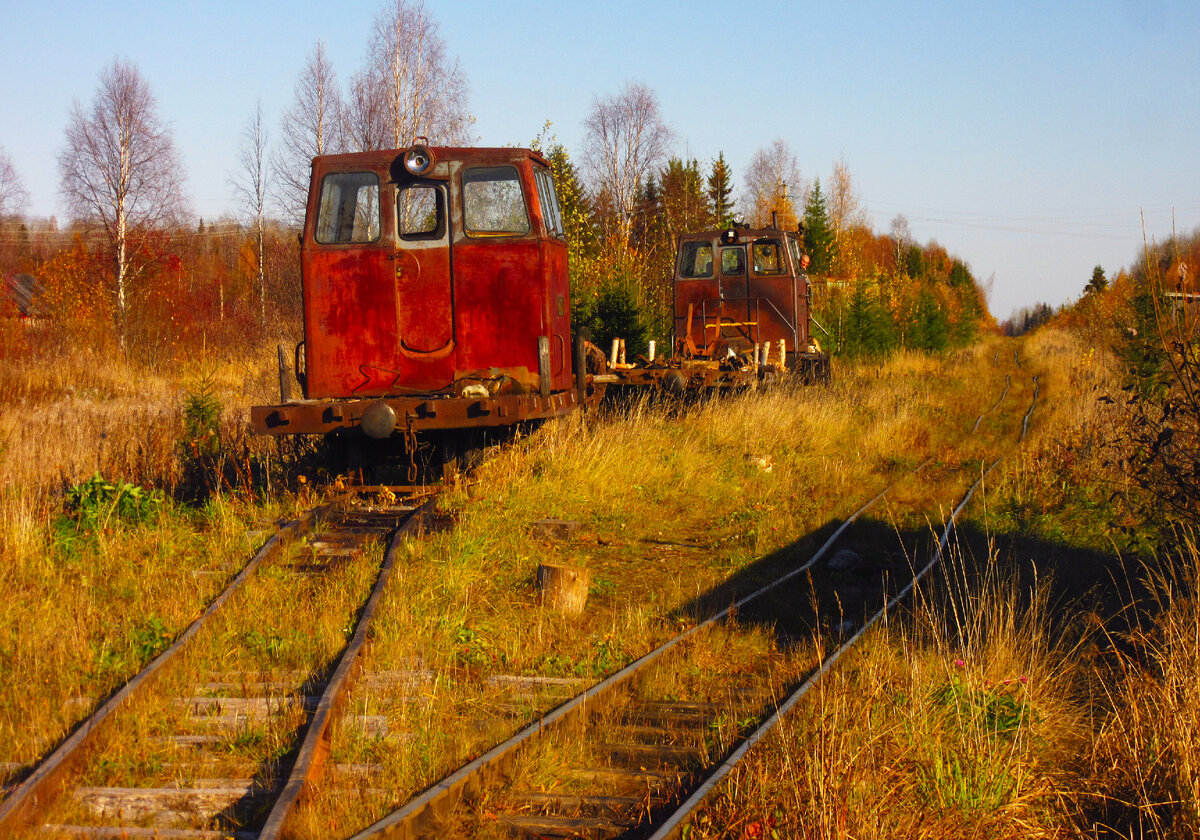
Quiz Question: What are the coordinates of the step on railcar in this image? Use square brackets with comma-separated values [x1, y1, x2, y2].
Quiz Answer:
[251, 143, 598, 473]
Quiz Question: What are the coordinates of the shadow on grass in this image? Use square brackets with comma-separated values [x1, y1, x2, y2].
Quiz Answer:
[660, 514, 1166, 839]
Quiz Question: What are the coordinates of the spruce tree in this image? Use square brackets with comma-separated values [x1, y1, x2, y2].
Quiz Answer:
[1085, 265, 1108, 294]
[706, 152, 735, 227]
[802, 180, 835, 274]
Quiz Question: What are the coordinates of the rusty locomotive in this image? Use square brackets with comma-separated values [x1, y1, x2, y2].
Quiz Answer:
[251, 143, 596, 473]
[599, 225, 830, 391]
[251, 143, 828, 474]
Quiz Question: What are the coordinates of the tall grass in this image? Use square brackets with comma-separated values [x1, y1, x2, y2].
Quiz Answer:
[284, 340, 1023, 834]
[0, 341, 290, 782]
[1085, 538, 1200, 837]
[687, 542, 1088, 839]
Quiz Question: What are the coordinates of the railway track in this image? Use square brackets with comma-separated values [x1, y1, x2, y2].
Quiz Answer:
[0, 488, 435, 838]
[2, 356, 1038, 840]
[320, 369, 1042, 839]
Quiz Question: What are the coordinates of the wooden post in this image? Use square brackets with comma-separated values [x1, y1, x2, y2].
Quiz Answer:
[573, 331, 587, 406]
[538, 335, 551, 398]
[537, 564, 590, 615]
[277, 344, 292, 403]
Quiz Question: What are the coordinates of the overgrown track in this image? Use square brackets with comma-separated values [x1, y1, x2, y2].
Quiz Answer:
[345, 368, 1042, 840]
[0, 488, 435, 839]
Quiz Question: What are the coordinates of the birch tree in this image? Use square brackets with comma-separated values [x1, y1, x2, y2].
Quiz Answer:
[232, 100, 267, 323]
[826, 158, 868, 237]
[0, 147, 29, 219]
[344, 67, 391, 153]
[826, 160, 869, 277]
[581, 80, 673, 251]
[348, 0, 473, 151]
[741, 138, 803, 229]
[274, 42, 343, 223]
[58, 59, 185, 334]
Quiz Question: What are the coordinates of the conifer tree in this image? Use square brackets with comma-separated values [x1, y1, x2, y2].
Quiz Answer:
[1085, 265, 1108, 294]
[802, 180, 835, 274]
[706, 152, 735, 227]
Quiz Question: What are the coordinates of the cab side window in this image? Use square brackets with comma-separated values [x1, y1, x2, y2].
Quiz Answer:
[315, 172, 380, 244]
[463, 166, 531, 236]
[678, 242, 714, 278]
[533, 167, 564, 238]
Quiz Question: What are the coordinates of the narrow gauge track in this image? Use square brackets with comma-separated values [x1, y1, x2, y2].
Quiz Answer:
[340, 367, 1040, 840]
[0, 487, 435, 839]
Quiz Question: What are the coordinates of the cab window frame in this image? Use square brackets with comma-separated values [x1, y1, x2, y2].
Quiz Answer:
[313, 170, 381, 245]
[678, 241, 714, 278]
[533, 167, 565, 239]
[462, 165, 532, 238]
[719, 246, 746, 276]
[752, 239, 786, 276]
[396, 182, 447, 242]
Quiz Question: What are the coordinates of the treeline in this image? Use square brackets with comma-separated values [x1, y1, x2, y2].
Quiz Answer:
[0, 0, 993, 367]
[543, 132, 993, 360]
[0, 216, 302, 365]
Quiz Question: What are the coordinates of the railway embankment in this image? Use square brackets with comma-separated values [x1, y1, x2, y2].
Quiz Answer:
[2, 328, 1195, 837]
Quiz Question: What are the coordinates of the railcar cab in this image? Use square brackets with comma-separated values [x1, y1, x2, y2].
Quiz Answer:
[302, 143, 572, 401]
[251, 144, 588, 445]
[673, 226, 829, 380]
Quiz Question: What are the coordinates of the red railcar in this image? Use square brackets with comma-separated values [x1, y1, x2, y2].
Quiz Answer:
[599, 226, 830, 391]
[674, 226, 828, 378]
[252, 144, 594, 467]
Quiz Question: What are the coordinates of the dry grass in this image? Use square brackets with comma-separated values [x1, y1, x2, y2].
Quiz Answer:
[1, 332, 1067, 837]
[0, 341, 293, 782]
[1084, 539, 1200, 837]
[285, 337, 1026, 835]
[685, 545, 1089, 839]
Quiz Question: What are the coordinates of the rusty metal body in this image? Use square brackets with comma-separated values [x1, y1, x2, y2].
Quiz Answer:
[604, 226, 830, 392]
[252, 145, 589, 440]
[675, 228, 811, 356]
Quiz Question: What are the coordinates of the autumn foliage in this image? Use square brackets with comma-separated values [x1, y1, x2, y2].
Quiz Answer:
[1, 219, 301, 366]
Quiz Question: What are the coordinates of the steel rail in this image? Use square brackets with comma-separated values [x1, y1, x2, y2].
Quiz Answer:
[348, 462, 932, 840]
[973, 373, 1012, 433]
[0, 495, 350, 834]
[648, 374, 1041, 839]
[258, 496, 433, 840]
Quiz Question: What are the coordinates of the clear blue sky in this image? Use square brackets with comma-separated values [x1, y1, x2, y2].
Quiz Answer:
[2, 0, 1198, 321]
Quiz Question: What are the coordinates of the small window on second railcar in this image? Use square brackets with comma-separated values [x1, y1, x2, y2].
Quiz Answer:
[463, 166, 530, 237]
[678, 242, 714, 278]
[720, 247, 746, 276]
[397, 184, 444, 240]
[753, 240, 785, 275]
[315, 171, 380, 244]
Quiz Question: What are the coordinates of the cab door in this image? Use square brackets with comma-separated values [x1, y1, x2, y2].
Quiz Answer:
[394, 182, 454, 357]
[718, 244, 750, 342]
[303, 168, 397, 399]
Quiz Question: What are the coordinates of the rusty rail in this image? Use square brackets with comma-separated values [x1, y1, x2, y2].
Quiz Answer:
[258, 496, 434, 839]
[354, 359, 1036, 840]
[348, 464, 926, 840]
[0, 495, 350, 835]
